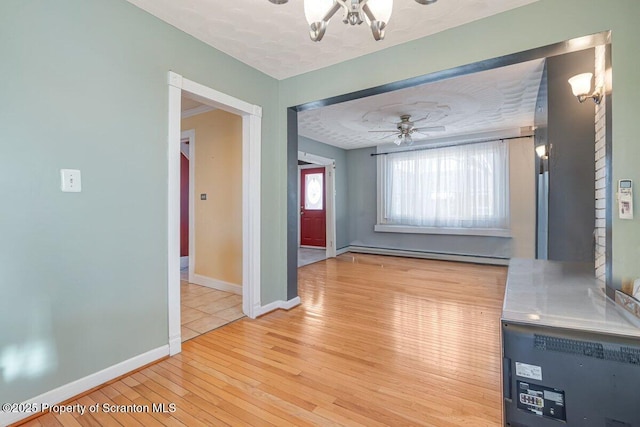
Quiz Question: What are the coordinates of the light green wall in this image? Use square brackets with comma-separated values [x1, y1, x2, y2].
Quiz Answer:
[0, 0, 281, 403]
[279, 0, 640, 286]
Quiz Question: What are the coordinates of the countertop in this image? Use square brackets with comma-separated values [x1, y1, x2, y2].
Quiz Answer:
[502, 258, 640, 338]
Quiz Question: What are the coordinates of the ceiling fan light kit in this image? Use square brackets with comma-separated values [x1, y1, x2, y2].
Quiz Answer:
[271, 0, 438, 42]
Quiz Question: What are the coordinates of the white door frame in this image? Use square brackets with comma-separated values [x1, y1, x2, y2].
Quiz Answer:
[298, 151, 336, 259]
[168, 72, 262, 355]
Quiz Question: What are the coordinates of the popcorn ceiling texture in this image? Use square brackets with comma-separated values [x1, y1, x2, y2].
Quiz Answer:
[125, 0, 539, 80]
[298, 58, 545, 149]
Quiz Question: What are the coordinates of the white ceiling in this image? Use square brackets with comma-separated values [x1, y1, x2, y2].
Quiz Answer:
[181, 96, 203, 111]
[126, 0, 539, 80]
[298, 58, 545, 150]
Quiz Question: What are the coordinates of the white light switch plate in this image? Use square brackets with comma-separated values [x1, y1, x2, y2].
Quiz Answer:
[61, 169, 81, 192]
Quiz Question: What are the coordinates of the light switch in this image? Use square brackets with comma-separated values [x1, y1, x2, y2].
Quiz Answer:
[61, 169, 81, 192]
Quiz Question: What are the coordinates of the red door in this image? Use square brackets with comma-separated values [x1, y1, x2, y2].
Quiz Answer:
[180, 153, 189, 257]
[300, 167, 326, 247]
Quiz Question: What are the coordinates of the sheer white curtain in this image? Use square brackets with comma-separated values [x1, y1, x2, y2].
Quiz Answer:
[381, 140, 508, 229]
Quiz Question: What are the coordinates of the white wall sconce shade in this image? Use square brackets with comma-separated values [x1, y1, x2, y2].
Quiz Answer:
[568, 72, 602, 104]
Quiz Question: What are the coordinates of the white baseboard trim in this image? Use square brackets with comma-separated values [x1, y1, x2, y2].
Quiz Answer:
[169, 336, 182, 356]
[255, 297, 301, 318]
[192, 274, 242, 295]
[347, 246, 509, 266]
[1, 345, 169, 426]
[180, 256, 188, 269]
[335, 247, 350, 256]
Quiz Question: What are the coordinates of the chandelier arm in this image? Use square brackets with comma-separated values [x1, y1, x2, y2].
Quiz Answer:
[322, 1, 343, 23]
[361, 3, 386, 40]
[370, 21, 385, 40]
[309, 21, 328, 42]
[361, 3, 376, 22]
[335, 0, 350, 19]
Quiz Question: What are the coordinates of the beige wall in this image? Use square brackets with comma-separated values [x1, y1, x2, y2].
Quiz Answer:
[509, 138, 536, 258]
[182, 109, 242, 285]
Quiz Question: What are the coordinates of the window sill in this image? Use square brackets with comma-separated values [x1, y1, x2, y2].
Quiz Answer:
[374, 224, 512, 238]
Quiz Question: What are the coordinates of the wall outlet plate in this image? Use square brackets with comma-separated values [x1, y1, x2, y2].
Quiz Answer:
[61, 169, 81, 192]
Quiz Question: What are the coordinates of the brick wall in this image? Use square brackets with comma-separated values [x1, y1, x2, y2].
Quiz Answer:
[594, 45, 607, 282]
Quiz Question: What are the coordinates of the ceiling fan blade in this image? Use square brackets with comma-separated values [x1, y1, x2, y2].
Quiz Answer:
[368, 130, 399, 133]
[374, 134, 395, 141]
[414, 126, 446, 132]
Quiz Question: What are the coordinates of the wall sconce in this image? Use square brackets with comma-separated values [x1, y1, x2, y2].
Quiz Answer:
[535, 145, 548, 160]
[536, 144, 549, 175]
[568, 73, 602, 104]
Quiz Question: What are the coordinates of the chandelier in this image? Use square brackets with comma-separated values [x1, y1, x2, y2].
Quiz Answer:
[269, 0, 438, 42]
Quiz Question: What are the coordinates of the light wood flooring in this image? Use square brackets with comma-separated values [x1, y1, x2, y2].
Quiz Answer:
[181, 282, 244, 342]
[20, 253, 507, 426]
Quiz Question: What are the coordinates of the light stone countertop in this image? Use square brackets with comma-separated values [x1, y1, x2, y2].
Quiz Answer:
[502, 258, 640, 338]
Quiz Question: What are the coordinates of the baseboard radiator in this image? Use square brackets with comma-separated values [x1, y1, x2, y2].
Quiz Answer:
[345, 245, 509, 266]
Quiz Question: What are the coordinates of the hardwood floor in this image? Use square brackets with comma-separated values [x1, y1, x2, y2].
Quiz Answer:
[19, 253, 507, 426]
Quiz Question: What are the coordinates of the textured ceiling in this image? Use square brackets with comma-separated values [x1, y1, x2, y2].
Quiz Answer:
[298, 58, 545, 150]
[126, 0, 539, 80]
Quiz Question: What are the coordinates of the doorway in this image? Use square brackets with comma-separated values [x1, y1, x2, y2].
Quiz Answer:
[286, 32, 612, 300]
[297, 151, 336, 267]
[178, 113, 245, 343]
[167, 72, 262, 356]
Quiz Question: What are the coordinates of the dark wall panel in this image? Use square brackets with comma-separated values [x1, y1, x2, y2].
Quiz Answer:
[287, 108, 299, 300]
[547, 49, 596, 263]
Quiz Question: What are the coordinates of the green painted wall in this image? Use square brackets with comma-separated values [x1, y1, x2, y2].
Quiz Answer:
[279, 0, 640, 287]
[0, 0, 281, 404]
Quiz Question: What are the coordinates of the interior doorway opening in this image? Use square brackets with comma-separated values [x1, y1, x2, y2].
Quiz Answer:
[178, 109, 245, 343]
[167, 72, 262, 355]
[297, 151, 336, 267]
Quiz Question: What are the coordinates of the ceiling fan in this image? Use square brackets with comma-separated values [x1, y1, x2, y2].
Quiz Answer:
[369, 114, 445, 146]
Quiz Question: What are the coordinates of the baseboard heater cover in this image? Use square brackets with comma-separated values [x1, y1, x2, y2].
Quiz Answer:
[346, 245, 509, 266]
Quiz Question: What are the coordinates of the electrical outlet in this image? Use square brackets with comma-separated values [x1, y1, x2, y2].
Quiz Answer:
[61, 169, 81, 192]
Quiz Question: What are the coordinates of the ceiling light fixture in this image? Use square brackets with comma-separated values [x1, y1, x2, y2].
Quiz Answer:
[398, 133, 414, 146]
[568, 72, 602, 104]
[270, 0, 437, 42]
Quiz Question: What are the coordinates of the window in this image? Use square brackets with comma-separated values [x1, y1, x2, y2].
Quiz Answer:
[378, 140, 509, 233]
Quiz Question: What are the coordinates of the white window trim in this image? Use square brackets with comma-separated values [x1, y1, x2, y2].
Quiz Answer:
[375, 143, 511, 237]
[374, 224, 511, 237]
